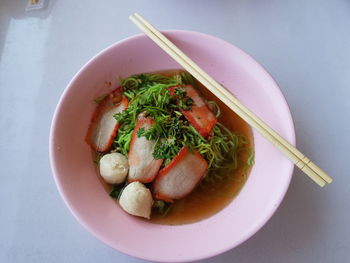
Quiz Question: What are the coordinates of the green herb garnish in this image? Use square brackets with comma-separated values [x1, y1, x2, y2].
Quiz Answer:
[175, 87, 194, 110]
[112, 72, 254, 181]
[94, 94, 107, 104]
[109, 183, 126, 199]
[152, 200, 173, 216]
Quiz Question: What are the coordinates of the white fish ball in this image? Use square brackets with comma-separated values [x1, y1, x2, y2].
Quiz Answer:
[99, 153, 129, 184]
[119, 182, 153, 219]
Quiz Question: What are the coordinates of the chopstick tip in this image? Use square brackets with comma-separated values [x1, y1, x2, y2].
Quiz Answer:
[318, 180, 327, 188]
[129, 15, 137, 23]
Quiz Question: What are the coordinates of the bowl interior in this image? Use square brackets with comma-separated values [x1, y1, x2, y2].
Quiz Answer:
[50, 31, 295, 262]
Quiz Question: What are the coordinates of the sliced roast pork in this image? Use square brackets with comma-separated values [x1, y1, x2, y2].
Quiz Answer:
[86, 89, 128, 152]
[153, 147, 208, 202]
[170, 85, 217, 137]
[128, 115, 163, 183]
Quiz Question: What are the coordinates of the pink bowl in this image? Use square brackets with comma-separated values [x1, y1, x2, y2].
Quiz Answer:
[49, 30, 295, 262]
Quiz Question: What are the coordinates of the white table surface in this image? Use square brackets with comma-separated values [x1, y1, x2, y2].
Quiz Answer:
[1, 0, 349, 262]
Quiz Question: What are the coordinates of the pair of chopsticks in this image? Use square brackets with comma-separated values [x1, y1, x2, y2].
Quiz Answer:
[129, 13, 333, 187]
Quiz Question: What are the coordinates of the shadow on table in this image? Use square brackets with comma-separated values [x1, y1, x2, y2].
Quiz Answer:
[0, 0, 56, 62]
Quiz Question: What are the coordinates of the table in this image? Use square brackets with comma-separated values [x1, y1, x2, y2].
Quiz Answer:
[1, 0, 349, 262]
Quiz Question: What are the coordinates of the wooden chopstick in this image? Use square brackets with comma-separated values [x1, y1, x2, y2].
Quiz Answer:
[132, 13, 333, 186]
[132, 13, 332, 184]
[129, 13, 333, 187]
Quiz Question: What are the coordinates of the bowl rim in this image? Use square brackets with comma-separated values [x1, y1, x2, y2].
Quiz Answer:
[49, 29, 296, 262]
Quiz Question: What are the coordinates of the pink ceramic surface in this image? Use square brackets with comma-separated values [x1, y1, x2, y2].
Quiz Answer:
[49, 31, 295, 262]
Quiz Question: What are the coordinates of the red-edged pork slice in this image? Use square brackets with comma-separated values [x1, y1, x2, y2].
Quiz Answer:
[85, 90, 128, 152]
[170, 85, 217, 137]
[153, 147, 208, 202]
[128, 115, 163, 183]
